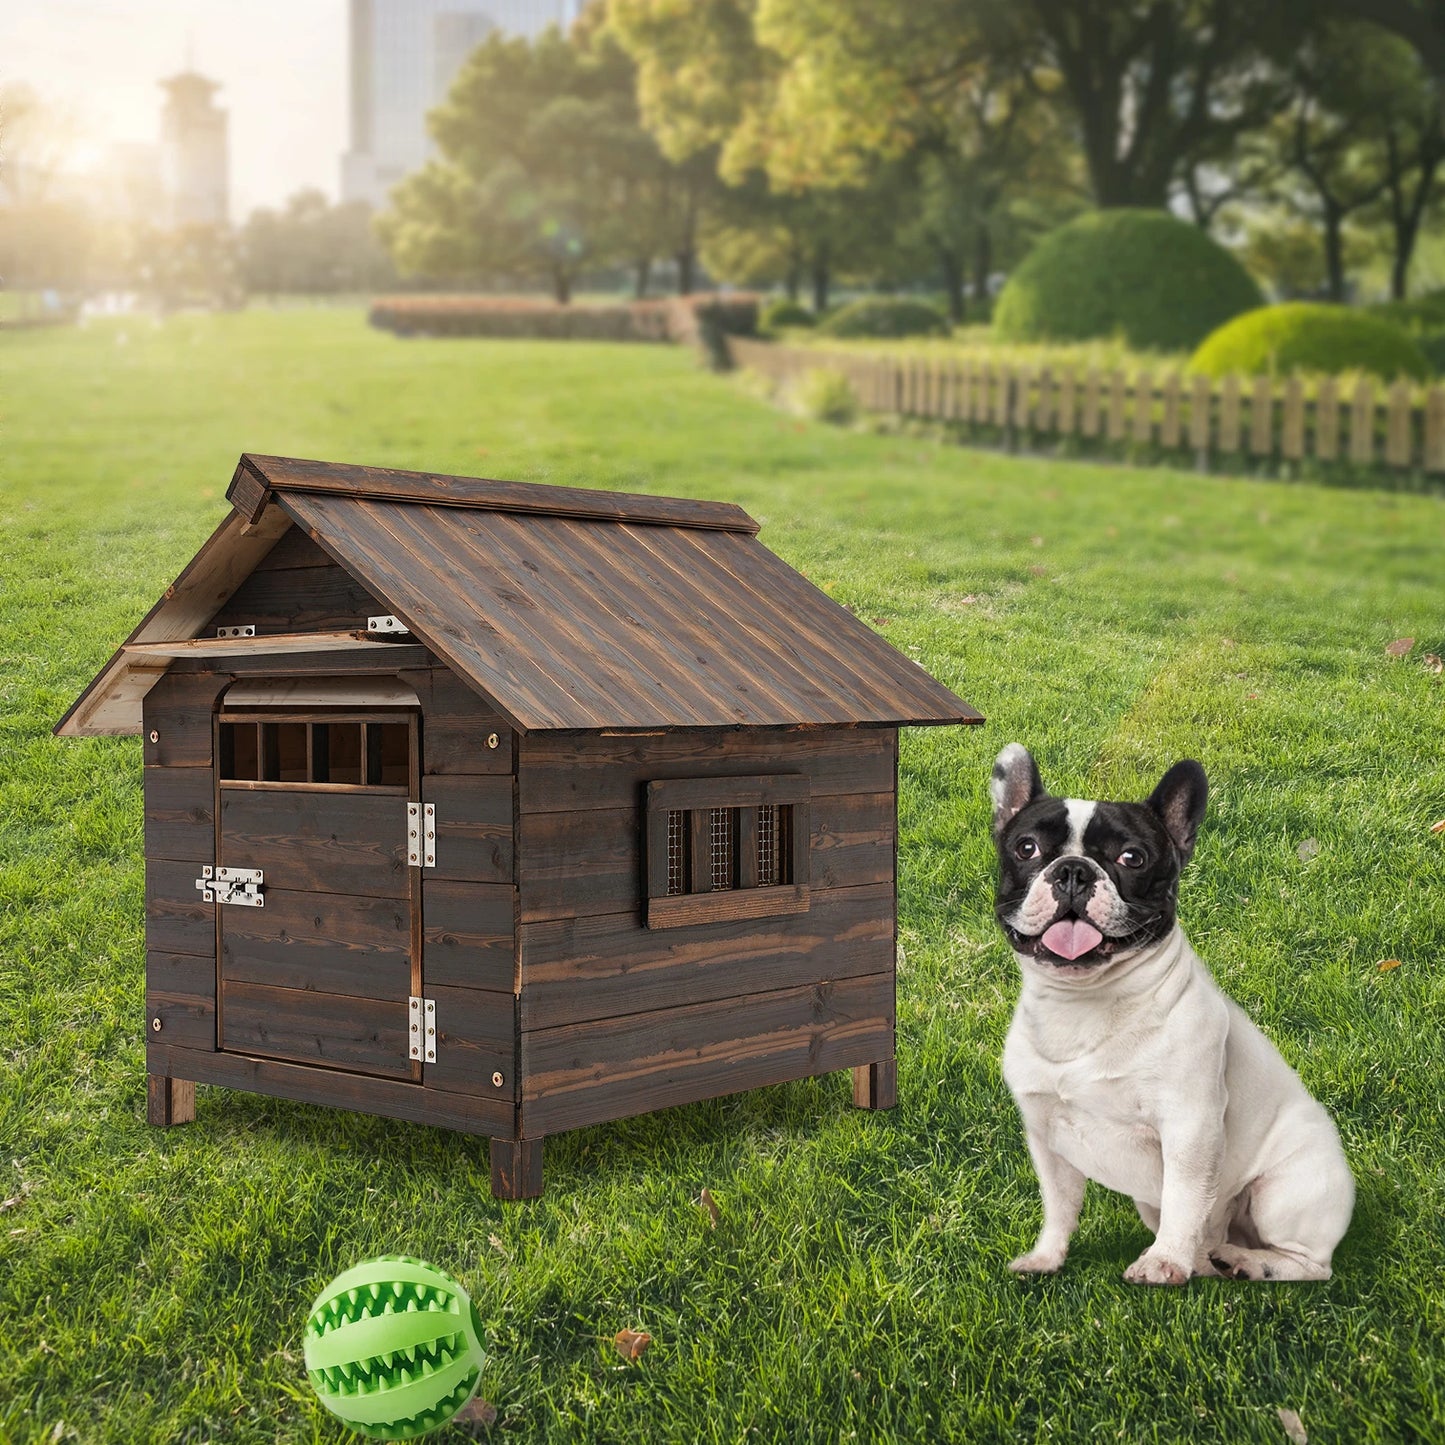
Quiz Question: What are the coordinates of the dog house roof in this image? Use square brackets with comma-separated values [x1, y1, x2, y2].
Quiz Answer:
[56, 454, 981, 736]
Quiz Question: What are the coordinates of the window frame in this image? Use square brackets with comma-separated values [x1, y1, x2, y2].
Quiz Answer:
[643, 773, 811, 930]
[215, 709, 416, 794]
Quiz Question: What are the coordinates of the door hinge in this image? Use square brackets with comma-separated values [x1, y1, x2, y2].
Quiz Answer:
[409, 995, 437, 1062]
[196, 865, 264, 907]
[407, 802, 436, 867]
[368, 614, 412, 637]
[215, 625, 255, 639]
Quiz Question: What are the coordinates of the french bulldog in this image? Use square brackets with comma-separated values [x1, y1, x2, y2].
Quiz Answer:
[991, 743, 1354, 1286]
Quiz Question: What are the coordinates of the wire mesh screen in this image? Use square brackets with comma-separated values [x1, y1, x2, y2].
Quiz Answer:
[709, 808, 736, 890]
[666, 810, 686, 895]
[757, 804, 778, 886]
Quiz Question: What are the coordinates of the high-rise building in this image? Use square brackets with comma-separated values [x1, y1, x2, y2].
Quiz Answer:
[159, 72, 228, 227]
[341, 0, 584, 209]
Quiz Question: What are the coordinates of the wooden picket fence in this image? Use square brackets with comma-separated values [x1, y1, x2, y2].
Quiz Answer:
[726, 336, 1445, 477]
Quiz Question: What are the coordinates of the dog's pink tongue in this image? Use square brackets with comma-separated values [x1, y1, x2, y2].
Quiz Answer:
[1043, 919, 1104, 960]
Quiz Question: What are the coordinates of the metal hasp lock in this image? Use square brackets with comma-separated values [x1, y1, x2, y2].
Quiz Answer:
[409, 996, 437, 1062]
[196, 865, 265, 907]
[407, 803, 436, 867]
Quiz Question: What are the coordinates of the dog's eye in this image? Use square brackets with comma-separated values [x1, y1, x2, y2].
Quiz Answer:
[1118, 847, 1146, 869]
[1015, 838, 1039, 860]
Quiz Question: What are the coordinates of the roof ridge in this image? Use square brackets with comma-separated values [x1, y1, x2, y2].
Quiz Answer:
[230, 454, 760, 534]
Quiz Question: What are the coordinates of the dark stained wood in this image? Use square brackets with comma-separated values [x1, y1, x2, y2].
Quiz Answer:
[519, 880, 892, 1029]
[250, 525, 329, 571]
[647, 882, 809, 930]
[207, 560, 385, 635]
[240, 453, 760, 534]
[221, 979, 411, 1077]
[490, 1137, 543, 1199]
[852, 1058, 897, 1109]
[518, 728, 893, 813]
[426, 985, 516, 1099]
[125, 630, 397, 658]
[147, 957, 217, 1051]
[147, 1041, 516, 1136]
[146, 856, 217, 956]
[688, 809, 710, 894]
[219, 788, 409, 897]
[422, 880, 514, 991]
[399, 668, 512, 775]
[520, 972, 894, 1135]
[419, 775, 513, 883]
[275, 492, 980, 733]
[147, 1075, 196, 1126]
[519, 792, 888, 923]
[142, 671, 228, 768]
[170, 647, 431, 678]
[646, 773, 809, 812]
[144, 767, 215, 861]
[220, 888, 411, 999]
[228, 458, 272, 524]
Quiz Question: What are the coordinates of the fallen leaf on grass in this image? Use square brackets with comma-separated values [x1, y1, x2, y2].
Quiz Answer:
[614, 1329, 652, 1362]
[1377, 958, 1402, 972]
[1385, 638, 1415, 658]
[1277, 1406, 1308, 1444]
[698, 1188, 720, 1229]
[1431, 819, 1445, 834]
[1296, 838, 1320, 863]
[1, 1195, 24, 1213]
[453, 1397, 498, 1431]
[1424, 653, 1443, 674]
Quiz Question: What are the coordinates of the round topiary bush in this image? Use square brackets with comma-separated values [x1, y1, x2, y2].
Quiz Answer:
[1189, 302, 1432, 382]
[817, 296, 950, 340]
[1368, 289, 1445, 336]
[760, 298, 816, 330]
[993, 209, 1263, 352]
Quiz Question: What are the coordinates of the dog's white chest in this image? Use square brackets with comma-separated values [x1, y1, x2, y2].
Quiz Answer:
[1042, 1079, 1166, 1202]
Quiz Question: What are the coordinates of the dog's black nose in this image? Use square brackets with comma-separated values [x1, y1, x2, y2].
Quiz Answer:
[1051, 860, 1094, 901]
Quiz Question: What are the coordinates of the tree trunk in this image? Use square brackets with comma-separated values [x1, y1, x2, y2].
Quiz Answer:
[553, 268, 572, 305]
[972, 224, 993, 314]
[939, 247, 965, 324]
[675, 248, 695, 296]
[634, 257, 651, 300]
[810, 250, 830, 314]
[784, 264, 801, 302]
[1322, 204, 1346, 303]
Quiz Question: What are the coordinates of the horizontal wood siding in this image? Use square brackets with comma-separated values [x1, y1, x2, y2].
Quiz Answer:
[207, 559, 386, 636]
[422, 880, 513, 991]
[147, 1041, 516, 1137]
[419, 775, 512, 884]
[427, 985, 516, 1100]
[146, 950, 217, 1050]
[221, 980, 412, 1077]
[144, 766, 215, 862]
[146, 856, 216, 956]
[520, 879, 893, 1029]
[520, 973, 894, 1135]
[401, 667, 512, 776]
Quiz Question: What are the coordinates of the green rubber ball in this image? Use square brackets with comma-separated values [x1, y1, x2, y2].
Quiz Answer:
[303, 1255, 486, 1440]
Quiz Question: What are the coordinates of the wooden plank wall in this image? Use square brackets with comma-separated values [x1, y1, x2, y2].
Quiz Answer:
[207, 528, 386, 633]
[727, 337, 1445, 477]
[514, 728, 899, 1135]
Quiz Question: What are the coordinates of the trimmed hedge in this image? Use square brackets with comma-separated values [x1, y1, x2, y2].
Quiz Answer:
[817, 297, 949, 340]
[367, 294, 759, 348]
[760, 298, 816, 330]
[1190, 302, 1432, 382]
[994, 209, 1263, 353]
[1369, 289, 1445, 336]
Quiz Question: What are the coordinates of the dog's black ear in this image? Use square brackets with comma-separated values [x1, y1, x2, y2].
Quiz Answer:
[1147, 760, 1208, 865]
[991, 744, 1045, 835]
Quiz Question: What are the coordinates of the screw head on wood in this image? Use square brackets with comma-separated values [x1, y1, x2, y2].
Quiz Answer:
[491, 1071, 504, 1088]
[148, 729, 159, 743]
[151, 1017, 162, 1032]
[487, 733, 499, 750]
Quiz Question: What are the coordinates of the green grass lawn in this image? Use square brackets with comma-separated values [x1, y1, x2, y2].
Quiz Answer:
[2, 309, 1443, 1444]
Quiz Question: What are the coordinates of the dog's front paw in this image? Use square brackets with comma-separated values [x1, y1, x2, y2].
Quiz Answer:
[1124, 1249, 1191, 1287]
[1008, 1248, 1067, 1275]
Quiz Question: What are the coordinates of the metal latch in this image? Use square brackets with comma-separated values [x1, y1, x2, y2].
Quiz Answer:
[368, 614, 412, 636]
[216, 625, 255, 639]
[196, 865, 264, 907]
[409, 996, 437, 1062]
[407, 803, 436, 867]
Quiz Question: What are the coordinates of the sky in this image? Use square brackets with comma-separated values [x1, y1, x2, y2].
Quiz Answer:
[1, 0, 348, 218]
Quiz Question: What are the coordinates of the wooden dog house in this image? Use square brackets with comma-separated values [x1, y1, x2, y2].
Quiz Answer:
[57, 455, 980, 1197]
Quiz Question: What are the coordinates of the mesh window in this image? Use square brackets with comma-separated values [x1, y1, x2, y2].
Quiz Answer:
[666, 810, 686, 895]
[757, 803, 778, 886]
[709, 808, 736, 890]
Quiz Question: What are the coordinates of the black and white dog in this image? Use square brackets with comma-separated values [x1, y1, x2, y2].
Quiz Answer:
[991, 744, 1353, 1286]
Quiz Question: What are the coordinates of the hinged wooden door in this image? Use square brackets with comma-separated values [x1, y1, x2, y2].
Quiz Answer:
[213, 708, 420, 1079]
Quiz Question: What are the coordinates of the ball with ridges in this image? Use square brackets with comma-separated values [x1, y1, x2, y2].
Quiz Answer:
[303, 1255, 485, 1439]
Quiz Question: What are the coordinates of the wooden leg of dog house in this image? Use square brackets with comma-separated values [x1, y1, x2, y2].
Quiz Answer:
[147, 1075, 196, 1127]
[490, 1137, 544, 1200]
[851, 1059, 897, 1111]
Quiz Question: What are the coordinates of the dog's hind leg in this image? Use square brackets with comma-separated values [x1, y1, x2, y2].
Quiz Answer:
[1209, 1134, 1353, 1282]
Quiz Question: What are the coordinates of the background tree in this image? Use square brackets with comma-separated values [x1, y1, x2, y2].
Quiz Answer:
[240, 189, 397, 297]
